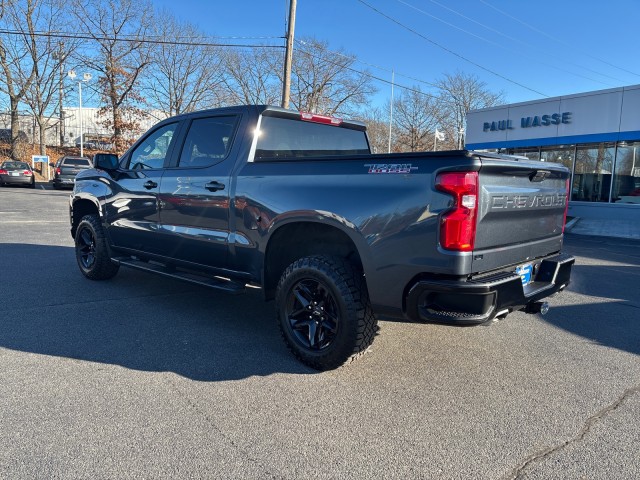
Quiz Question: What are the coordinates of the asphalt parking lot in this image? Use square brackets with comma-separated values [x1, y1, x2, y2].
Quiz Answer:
[1, 184, 638, 479]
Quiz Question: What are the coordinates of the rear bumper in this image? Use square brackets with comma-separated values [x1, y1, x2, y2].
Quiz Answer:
[52, 177, 75, 186]
[1, 175, 32, 184]
[405, 253, 574, 324]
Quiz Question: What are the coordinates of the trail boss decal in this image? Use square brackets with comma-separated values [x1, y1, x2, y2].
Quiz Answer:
[365, 164, 418, 174]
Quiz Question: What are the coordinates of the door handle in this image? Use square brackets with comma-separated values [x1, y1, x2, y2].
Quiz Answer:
[205, 181, 225, 192]
[143, 180, 158, 189]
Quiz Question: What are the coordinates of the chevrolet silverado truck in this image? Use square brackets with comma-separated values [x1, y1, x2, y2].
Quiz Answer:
[70, 105, 574, 370]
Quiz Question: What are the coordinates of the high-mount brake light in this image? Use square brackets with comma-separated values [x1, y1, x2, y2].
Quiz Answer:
[300, 112, 343, 126]
[562, 177, 570, 233]
[435, 171, 478, 252]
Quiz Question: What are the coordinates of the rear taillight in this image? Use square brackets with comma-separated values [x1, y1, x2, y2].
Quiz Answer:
[435, 171, 478, 251]
[56, 167, 61, 175]
[0, 169, 7, 175]
[562, 178, 570, 233]
[23, 170, 32, 176]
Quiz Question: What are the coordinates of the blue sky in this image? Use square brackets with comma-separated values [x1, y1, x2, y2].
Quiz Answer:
[152, 0, 639, 107]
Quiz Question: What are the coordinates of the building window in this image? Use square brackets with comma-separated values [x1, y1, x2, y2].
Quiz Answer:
[612, 142, 640, 204]
[572, 143, 615, 202]
[540, 146, 574, 170]
[510, 147, 540, 160]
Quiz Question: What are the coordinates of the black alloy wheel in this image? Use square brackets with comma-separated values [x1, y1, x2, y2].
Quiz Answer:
[285, 278, 339, 351]
[276, 255, 378, 370]
[77, 227, 97, 270]
[74, 214, 119, 280]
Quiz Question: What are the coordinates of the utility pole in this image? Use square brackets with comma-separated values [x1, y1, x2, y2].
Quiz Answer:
[388, 70, 394, 153]
[58, 41, 65, 147]
[281, 0, 297, 109]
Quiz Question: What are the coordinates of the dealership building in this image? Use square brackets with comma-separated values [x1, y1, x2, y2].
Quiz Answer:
[465, 84, 640, 221]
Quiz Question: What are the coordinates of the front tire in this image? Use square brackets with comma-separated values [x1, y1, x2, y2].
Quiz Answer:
[275, 255, 377, 370]
[75, 214, 119, 280]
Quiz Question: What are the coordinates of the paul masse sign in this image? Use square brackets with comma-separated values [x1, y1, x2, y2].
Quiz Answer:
[466, 85, 640, 149]
[483, 112, 571, 132]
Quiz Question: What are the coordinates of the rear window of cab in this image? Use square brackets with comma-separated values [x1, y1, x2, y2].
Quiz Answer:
[62, 158, 92, 167]
[254, 116, 370, 161]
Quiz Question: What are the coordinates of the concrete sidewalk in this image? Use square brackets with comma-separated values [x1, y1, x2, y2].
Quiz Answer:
[565, 217, 640, 240]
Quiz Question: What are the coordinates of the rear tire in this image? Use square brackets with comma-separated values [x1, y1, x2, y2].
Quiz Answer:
[75, 214, 119, 280]
[275, 255, 378, 370]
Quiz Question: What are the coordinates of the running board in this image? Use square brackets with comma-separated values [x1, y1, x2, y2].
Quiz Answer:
[112, 257, 246, 295]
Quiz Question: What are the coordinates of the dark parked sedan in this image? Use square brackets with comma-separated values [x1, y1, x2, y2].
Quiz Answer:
[0, 161, 36, 188]
[50, 156, 92, 189]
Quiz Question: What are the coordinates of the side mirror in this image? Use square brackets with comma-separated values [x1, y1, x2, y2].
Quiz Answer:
[94, 153, 118, 170]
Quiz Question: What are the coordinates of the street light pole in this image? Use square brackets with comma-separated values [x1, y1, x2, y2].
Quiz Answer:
[67, 70, 92, 157]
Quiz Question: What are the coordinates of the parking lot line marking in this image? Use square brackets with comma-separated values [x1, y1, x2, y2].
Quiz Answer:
[0, 220, 68, 224]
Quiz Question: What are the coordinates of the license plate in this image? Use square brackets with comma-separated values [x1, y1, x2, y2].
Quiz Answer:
[516, 263, 533, 286]
[10, 172, 19, 176]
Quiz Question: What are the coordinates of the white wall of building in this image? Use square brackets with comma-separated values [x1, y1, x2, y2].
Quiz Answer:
[466, 84, 640, 150]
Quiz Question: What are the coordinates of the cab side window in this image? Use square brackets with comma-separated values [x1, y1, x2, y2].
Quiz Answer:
[178, 116, 238, 168]
[127, 123, 178, 170]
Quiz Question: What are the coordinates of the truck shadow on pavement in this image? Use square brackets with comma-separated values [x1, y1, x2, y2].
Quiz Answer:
[2, 242, 638, 380]
[0, 243, 315, 381]
[542, 300, 640, 356]
[542, 236, 640, 356]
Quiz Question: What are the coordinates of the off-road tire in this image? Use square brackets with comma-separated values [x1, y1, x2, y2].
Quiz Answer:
[275, 255, 378, 370]
[75, 214, 119, 280]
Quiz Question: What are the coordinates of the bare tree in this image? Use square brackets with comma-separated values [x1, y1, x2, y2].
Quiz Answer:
[435, 71, 504, 149]
[393, 86, 439, 152]
[288, 38, 376, 117]
[72, 0, 153, 152]
[0, 0, 38, 159]
[144, 11, 225, 119]
[357, 106, 390, 154]
[23, 0, 79, 155]
[221, 47, 282, 106]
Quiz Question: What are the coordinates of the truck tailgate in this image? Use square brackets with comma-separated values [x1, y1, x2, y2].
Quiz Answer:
[471, 156, 569, 273]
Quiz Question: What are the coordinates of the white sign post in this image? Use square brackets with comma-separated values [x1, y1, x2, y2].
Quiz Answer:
[31, 155, 50, 181]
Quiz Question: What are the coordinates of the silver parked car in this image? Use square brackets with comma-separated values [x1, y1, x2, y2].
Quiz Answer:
[0, 161, 36, 188]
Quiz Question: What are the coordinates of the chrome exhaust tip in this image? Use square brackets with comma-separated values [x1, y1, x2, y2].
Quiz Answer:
[525, 301, 550, 315]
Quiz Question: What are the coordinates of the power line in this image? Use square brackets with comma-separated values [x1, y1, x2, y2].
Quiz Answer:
[396, 0, 621, 86]
[478, 0, 640, 78]
[0, 29, 285, 49]
[293, 41, 446, 101]
[296, 38, 442, 90]
[355, 0, 548, 97]
[425, 0, 626, 84]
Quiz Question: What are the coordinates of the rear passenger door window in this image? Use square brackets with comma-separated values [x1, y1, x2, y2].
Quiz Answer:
[178, 116, 238, 168]
[127, 123, 178, 170]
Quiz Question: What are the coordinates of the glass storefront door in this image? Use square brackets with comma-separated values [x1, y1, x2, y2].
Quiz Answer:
[572, 143, 615, 202]
[612, 142, 640, 204]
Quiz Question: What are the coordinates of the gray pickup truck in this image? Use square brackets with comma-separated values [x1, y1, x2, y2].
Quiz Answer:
[70, 105, 574, 370]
